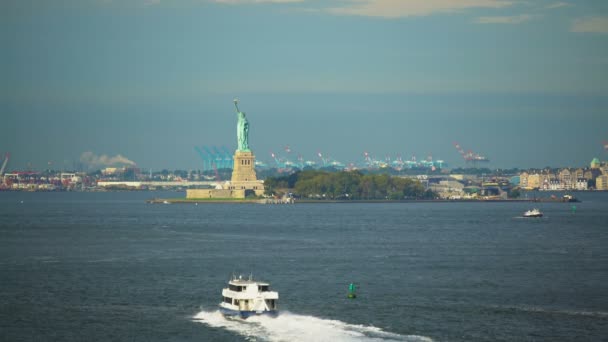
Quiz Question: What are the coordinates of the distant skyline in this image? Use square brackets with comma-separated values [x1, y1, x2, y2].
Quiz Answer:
[1, 0, 607, 171]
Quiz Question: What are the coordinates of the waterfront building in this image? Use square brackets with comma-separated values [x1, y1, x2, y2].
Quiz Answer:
[430, 180, 465, 199]
[575, 178, 588, 191]
[590, 158, 601, 169]
[584, 169, 602, 181]
[596, 175, 608, 190]
[60, 173, 80, 184]
[510, 175, 520, 186]
[573, 168, 585, 181]
[102, 167, 122, 175]
[527, 174, 542, 189]
[549, 179, 563, 191]
[558, 169, 573, 190]
[519, 172, 529, 189]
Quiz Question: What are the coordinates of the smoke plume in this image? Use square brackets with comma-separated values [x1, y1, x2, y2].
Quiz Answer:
[80, 152, 137, 168]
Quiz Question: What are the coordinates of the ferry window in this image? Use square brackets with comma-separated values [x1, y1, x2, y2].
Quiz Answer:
[229, 285, 244, 292]
[259, 285, 269, 292]
[234, 299, 239, 305]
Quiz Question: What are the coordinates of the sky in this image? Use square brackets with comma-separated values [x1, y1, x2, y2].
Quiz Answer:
[1, 0, 607, 171]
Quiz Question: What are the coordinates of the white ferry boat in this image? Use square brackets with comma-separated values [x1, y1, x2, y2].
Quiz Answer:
[218, 275, 279, 318]
[523, 208, 543, 218]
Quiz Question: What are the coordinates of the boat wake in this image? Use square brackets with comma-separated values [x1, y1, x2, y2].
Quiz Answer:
[487, 304, 608, 318]
[513, 216, 547, 219]
[193, 307, 433, 342]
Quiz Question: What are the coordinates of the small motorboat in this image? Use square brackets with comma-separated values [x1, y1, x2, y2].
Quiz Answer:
[523, 208, 543, 218]
[562, 194, 580, 203]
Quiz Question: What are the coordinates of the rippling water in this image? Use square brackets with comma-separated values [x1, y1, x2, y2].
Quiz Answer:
[1, 191, 607, 341]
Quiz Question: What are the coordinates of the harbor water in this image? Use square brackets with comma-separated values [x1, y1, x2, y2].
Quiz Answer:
[1, 191, 607, 341]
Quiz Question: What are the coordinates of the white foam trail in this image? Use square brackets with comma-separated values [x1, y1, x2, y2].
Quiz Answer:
[491, 305, 608, 318]
[193, 308, 433, 342]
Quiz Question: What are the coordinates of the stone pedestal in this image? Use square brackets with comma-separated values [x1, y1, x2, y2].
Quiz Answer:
[231, 151, 258, 182]
[227, 150, 265, 196]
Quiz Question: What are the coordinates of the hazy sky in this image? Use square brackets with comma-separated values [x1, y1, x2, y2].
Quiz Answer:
[1, 0, 607, 171]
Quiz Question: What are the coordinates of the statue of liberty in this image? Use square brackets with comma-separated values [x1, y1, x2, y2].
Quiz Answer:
[233, 98, 250, 152]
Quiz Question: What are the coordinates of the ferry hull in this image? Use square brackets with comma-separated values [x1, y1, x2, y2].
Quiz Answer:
[219, 306, 278, 319]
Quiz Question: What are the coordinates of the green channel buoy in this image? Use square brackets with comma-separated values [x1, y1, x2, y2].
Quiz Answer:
[347, 283, 357, 299]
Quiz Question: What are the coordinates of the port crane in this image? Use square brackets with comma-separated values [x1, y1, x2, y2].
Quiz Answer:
[0, 153, 9, 177]
[453, 142, 489, 166]
[363, 151, 371, 168]
[221, 146, 234, 169]
[283, 145, 303, 169]
[317, 152, 329, 167]
[392, 155, 404, 171]
[194, 145, 234, 174]
[194, 146, 208, 170]
[270, 151, 286, 169]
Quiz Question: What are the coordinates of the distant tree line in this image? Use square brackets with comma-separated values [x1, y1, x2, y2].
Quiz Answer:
[264, 170, 436, 200]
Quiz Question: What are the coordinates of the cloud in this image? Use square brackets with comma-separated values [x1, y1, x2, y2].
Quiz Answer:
[475, 14, 534, 24]
[105, 0, 304, 6]
[109, 0, 526, 18]
[212, 0, 304, 4]
[545, 2, 571, 10]
[324, 0, 513, 18]
[571, 17, 608, 34]
[80, 152, 137, 168]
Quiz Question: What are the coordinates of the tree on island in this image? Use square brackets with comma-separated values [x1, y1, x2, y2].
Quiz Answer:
[264, 170, 436, 200]
[508, 187, 521, 199]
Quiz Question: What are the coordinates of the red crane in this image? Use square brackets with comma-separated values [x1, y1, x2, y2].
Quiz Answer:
[453, 143, 489, 165]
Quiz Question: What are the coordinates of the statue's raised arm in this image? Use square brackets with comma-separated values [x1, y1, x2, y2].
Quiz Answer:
[233, 98, 240, 113]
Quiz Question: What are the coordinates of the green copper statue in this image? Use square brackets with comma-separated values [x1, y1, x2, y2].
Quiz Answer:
[233, 98, 250, 152]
